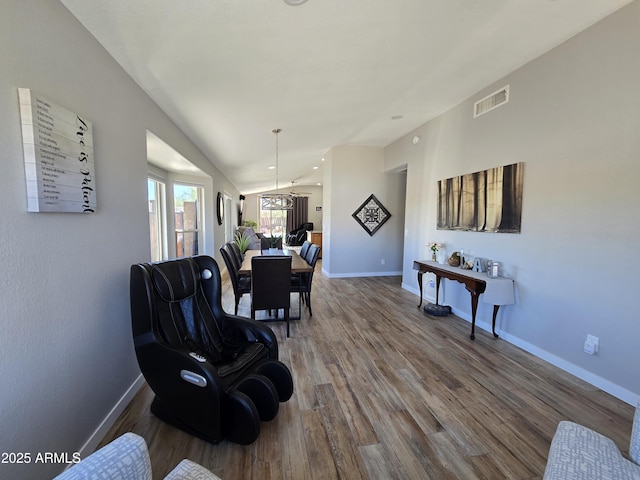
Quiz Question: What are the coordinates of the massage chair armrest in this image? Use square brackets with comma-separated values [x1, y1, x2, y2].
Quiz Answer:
[135, 340, 225, 395]
[218, 314, 279, 358]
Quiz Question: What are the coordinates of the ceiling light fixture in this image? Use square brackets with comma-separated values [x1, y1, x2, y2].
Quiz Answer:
[283, 0, 309, 5]
[261, 128, 293, 212]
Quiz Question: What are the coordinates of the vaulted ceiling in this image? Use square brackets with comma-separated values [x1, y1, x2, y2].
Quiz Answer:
[61, 0, 633, 193]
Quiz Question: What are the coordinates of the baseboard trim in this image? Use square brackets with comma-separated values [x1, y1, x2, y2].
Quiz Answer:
[497, 329, 639, 406]
[447, 306, 638, 405]
[403, 283, 638, 406]
[323, 269, 402, 278]
[77, 373, 145, 457]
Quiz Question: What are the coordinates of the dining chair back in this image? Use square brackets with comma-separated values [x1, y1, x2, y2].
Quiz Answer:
[229, 242, 243, 269]
[220, 244, 250, 314]
[251, 255, 293, 337]
[299, 241, 312, 260]
[303, 242, 317, 264]
[292, 244, 320, 316]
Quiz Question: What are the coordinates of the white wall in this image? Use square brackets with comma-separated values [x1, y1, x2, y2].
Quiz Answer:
[390, 0, 640, 404]
[323, 145, 406, 277]
[0, 1, 236, 478]
[306, 187, 325, 233]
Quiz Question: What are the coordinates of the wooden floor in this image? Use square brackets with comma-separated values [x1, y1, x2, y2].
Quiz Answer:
[102, 263, 635, 479]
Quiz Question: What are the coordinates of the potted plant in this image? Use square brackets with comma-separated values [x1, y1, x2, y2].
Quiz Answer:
[242, 219, 258, 229]
[268, 235, 281, 253]
[234, 231, 251, 255]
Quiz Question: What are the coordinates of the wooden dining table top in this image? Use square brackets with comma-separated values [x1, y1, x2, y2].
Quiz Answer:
[239, 249, 313, 275]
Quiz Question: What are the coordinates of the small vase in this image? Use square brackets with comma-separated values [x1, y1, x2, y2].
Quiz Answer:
[431, 253, 436, 261]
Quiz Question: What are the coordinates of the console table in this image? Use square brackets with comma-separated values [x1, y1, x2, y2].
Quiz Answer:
[413, 260, 515, 340]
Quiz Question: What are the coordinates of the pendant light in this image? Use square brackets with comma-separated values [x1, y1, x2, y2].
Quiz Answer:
[262, 128, 293, 211]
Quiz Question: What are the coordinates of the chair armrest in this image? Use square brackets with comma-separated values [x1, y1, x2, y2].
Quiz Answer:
[135, 341, 224, 397]
[543, 421, 640, 480]
[53, 433, 152, 480]
[219, 314, 279, 358]
[163, 459, 221, 480]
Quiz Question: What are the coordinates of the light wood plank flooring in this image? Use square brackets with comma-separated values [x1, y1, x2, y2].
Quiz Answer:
[101, 263, 635, 479]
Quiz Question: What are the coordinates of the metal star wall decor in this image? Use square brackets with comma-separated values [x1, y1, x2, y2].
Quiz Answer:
[352, 194, 391, 236]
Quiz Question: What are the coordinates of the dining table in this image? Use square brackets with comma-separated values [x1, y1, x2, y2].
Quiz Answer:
[239, 249, 313, 275]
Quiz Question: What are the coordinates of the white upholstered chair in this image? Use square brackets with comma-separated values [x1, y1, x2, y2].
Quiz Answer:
[53, 432, 220, 480]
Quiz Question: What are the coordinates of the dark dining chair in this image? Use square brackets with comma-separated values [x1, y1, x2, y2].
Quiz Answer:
[228, 242, 251, 280]
[251, 256, 292, 337]
[229, 241, 244, 268]
[292, 244, 320, 316]
[299, 240, 312, 260]
[220, 244, 250, 315]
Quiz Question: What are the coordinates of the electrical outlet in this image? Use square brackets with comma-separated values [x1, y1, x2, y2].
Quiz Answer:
[584, 334, 599, 355]
[380, 258, 385, 265]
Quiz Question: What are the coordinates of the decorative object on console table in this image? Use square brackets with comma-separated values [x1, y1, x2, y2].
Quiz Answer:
[488, 261, 500, 278]
[459, 249, 474, 269]
[352, 194, 391, 236]
[473, 258, 486, 273]
[428, 242, 444, 262]
[448, 251, 461, 267]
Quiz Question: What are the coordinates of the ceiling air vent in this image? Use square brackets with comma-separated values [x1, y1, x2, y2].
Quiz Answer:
[474, 85, 509, 118]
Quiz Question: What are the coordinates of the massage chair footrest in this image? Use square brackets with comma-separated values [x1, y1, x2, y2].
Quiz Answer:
[252, 359, 294, 402]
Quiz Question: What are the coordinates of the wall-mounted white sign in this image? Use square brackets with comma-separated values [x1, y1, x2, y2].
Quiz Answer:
[18, 88, 96, 213]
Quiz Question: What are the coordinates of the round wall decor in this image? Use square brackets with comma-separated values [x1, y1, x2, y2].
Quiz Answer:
[216, 192, 224, 225]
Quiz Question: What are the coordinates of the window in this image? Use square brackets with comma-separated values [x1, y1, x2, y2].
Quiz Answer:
[148, 178, 166, 261]
[259, 196, 288, 237]
[174, 183, 203, 257]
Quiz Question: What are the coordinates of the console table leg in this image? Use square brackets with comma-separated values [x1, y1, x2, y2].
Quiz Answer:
[417, 271, 424, 309]
[492, 305, 500, 338]
[470, 293, 479, 340]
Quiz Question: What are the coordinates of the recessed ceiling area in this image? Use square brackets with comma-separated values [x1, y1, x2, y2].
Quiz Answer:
[146, 131, 207, 177]
[62, 0, 633, 194]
